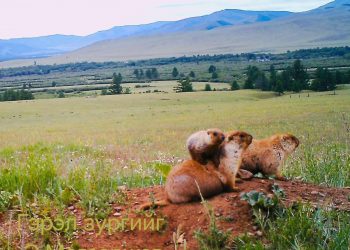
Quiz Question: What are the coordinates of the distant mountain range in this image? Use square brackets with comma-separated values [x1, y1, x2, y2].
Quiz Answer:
[0, 9, 291, 61]
[1, 0, 350, 67]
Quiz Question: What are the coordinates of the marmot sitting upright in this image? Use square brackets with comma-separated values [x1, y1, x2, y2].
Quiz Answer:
[186, 128, 225, 165]
[241, 133, 299, 180]
[216, 130, 253, 191]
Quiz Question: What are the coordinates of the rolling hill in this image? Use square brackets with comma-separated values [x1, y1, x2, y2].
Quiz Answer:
[0, 10, 291, 62]
[0, 0, 349, 68]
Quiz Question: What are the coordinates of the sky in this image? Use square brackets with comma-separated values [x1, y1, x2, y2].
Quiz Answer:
[1, 0, 332, 39]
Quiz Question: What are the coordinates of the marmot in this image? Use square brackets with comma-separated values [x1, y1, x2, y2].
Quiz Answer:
[139, 131, 252, 210]
[241, 133, 299, 180]
[186, 128, 225, 165]
[217, 130, 253, 191]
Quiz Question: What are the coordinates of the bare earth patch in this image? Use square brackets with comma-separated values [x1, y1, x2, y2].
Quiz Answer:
[1, 178, 349, 249]
[74, 179, 350, 249]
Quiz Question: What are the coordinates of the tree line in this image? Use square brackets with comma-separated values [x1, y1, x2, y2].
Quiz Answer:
[0, 89, 34, 102]
[133, 68, 160, 80]
[1, 47, 349, 78]
[243, 60, 350, 94]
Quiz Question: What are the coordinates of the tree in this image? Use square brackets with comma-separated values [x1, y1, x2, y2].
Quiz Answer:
[204, 84, 212, 91]
[151, 68, 159, 79]
[335, 70, 344, 85]
[189, 71, 196, 78]
[231, 80, 240, 90]
[211, 72, 218, 79]
[346, 70, 350, 84]
[275, 77, 284, 95]
[255, 72, 270, 91]
[133, 69, 141, 79]
[145, 68, 159, 79]
[110, 73, 123, 95]
[172, 67, 179, 78]
[291, 59, 309, 92]
[58, 91, 65, 98]
[208, 65, 216, 73]
[139, 69, 144, 79]
[269, 65, 277, 90]
[145, 69, 152, 79]
[174, 77, 193, 92]
[310, 67, 335, 91]
[280, 67, 293, 91]
[244, 66, 260, 89]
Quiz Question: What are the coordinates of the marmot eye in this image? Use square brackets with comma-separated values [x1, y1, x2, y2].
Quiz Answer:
[213, 132, 218, 136]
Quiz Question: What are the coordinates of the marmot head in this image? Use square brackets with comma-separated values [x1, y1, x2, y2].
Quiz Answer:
[278, 133, 300, 153]
[226, 131, 253, 149]
[207, 128, 225, 145]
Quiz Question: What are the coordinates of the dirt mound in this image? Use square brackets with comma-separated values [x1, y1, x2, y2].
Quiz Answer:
[76, 179, 350, 249]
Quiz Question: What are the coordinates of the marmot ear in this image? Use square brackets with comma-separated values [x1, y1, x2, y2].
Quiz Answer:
[248, 135, 253, 143]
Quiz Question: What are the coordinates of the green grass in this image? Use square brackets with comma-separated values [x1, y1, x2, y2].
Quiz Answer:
[0, 89, 349, 185]
[0, 88, 349, 248]
[236, 204, 350, 250]
[236, 186, 350, 250]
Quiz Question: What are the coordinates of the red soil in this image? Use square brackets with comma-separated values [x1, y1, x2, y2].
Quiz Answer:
[1, 178, 349, 249]
[75, 178, 350, 249]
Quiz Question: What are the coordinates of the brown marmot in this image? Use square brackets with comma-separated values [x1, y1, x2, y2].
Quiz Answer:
[186, 128, 225, 165]
[139, 131, 252, 210]
[216, 130, 253, 191]
[241, 133, 299, 180]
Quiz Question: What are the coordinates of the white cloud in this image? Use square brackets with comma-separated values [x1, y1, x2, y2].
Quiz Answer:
[0, 0, 332, 39]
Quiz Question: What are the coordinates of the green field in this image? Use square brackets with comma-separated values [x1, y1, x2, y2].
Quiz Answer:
[0, 88, 349, 248]
[1, 88, 349, 179]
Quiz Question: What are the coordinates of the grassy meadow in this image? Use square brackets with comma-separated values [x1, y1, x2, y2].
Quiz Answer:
[1, 88, 349, 185]
[0, 87, 349, 248]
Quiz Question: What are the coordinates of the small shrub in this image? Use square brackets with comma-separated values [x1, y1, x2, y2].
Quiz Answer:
[204, 84, 212, 91]
[231, 80, 240, 90]
[0, 191, 14, 212]
[124, 87, 131, 94]
[58, 91, 65, 98]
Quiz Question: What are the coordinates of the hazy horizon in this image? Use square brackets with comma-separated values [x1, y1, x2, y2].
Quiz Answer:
[1, 0, 333, 40]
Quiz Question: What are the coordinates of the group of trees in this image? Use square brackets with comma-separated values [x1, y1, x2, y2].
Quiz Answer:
[133, 68, 159, 80]
[172, 67, 196, 79]
[174, 78, 193, 93]
[0, 89, 34, 102]
[102, 72, 123, 95]
[243, 59, 349, 94]
[309, 68, 349, 91]
[102, 72, 133, 95]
